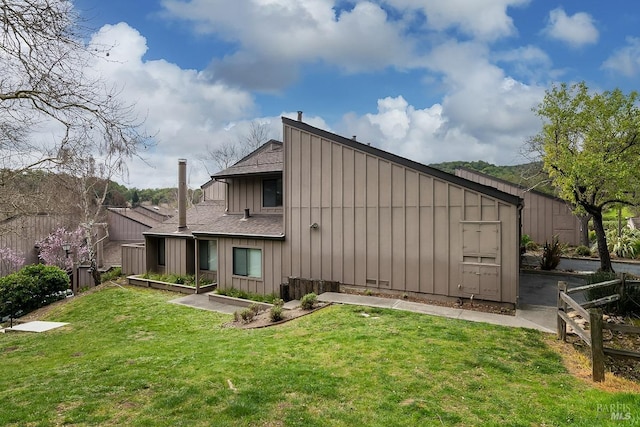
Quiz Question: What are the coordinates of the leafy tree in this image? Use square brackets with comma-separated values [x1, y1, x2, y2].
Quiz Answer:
[532, 82, 640, 272]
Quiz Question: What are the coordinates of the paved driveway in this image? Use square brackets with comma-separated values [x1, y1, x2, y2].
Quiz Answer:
[518, 257, 640, 307]
[519, 271, 586, 307]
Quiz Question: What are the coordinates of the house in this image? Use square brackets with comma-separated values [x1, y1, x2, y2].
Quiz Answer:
[105, 205, 177, 268]
[455, 167, 584, 246]
[139, 117, 523, 304]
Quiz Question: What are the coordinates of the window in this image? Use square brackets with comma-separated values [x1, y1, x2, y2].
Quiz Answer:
[233, 247, 262, 278]
[199, 240, 217, 271]
[158, 238, 166, 266]
[263, 178, 282, 207]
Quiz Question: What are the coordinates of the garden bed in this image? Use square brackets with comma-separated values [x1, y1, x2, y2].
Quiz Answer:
[127, 276, 216, 294]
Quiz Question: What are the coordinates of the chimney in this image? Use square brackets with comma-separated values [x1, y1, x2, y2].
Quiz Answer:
[297, 111, 303, 121]
[177, 159, 187, 231]
[352, 136, 357, 141]
[242, 208, 251, 220]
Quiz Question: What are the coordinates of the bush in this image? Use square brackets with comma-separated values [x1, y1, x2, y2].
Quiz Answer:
[300, 293, 318, 310]
[606, 227, 640, 259]
[238, 307, 256, 323]
[525, 241, 539, 252]
[100, 267, 122, 283]
[540, 237, 562, 270]
[0, 264, 69, 318]
[215, 287, 279, 303]
[520, 234, 532, 247]
[270, 306, 284, 322]
[575, 245, 591, 257]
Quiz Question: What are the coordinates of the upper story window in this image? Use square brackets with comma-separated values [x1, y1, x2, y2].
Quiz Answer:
[263, 178, 282, 207]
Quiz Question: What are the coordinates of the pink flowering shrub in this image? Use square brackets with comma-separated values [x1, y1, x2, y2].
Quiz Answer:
[0, 248, 25, 271]
[37, 226, 89, 270]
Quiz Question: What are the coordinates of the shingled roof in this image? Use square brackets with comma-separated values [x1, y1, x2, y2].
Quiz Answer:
[144, 199, 283, 239]
[212, 139, 283, 179]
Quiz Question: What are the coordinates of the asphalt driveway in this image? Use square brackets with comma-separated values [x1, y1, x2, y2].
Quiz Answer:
[518, 257, 640, 307]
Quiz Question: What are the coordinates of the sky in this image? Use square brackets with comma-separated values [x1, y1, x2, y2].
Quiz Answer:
[70, 0, 640, 189]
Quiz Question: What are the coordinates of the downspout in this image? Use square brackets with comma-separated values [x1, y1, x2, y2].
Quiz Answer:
[516, 198, 524, 308]
[214, 178, 229, 213]
[194, 236, 200, 293]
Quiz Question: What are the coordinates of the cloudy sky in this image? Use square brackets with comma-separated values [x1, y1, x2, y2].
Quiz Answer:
[72, 0, 640, 189]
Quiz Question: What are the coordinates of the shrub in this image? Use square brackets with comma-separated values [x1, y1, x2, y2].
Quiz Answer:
[540, 236, 562, 270]
[520, 234, 532, 247]
[239, 308, 256, 323]
[575, 245, 591, 257]
[525, 241, 539, 252]
[606, 227, 640, 259]
[215, 287, 279, 303]
[270, 306, 284, 322]
[100, 267, 122, 283]
[0, 264, 69, 318]
[248, 303, 262, 315]
[300, 292, 318, 310]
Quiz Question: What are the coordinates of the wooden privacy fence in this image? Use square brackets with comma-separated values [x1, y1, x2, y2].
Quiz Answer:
[557, 276, 640, 382]
[280, 277, 340, 301]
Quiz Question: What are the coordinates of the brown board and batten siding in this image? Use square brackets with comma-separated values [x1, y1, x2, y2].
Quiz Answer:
[0, 214, 74, 276]
[107, 209, 150, 241]
[455, 168, 581, 246]
[226, 176, 283, 215]
[282, 118, 522, 304]
[215, 237, 284, 295]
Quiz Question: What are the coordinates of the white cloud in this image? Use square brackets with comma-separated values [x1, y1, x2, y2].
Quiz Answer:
[161, 0, 419, 90]
[602, 37, 640, 77]
[337, 39, 546, 167]
[88, 23, 257, 188]
[386, 0, 529, 41]
[543, 8, 598, 48]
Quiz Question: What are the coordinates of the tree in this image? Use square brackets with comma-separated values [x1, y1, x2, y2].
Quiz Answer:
[532, 82, 640, 272]
[204, 121, 273, 173]
[0, 0, 150, 219]
[37, 226, 88, 271]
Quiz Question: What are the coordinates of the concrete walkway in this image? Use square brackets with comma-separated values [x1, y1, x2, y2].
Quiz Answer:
[317, 292, 556, 333]
[170, 292, 556, 333]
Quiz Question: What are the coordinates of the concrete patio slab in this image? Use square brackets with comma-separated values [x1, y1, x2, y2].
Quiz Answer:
[4, 321, 68, 333]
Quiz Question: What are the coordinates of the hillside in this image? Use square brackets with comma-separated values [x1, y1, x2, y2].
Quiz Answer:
[429, 160, 556, 195]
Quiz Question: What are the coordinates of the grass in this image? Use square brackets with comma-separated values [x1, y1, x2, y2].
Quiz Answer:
[0, 284, 638, 426]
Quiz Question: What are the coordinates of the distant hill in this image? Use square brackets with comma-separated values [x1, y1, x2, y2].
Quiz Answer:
[429, 160, 557, 195]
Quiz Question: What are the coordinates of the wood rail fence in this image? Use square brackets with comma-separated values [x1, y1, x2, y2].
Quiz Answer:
[557, 275, 640, 382]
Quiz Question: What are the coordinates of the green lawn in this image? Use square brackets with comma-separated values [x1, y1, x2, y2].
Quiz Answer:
[1, 285, 638, 426]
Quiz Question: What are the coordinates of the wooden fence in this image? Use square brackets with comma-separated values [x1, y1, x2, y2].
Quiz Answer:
[557, 276, 640, 382]
[280, 277, 340, 301]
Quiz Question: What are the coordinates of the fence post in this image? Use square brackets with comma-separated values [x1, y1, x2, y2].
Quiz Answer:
[618, 273, 626, 304]
[589, 308, 605, 382]
[557, 281, 567, 341]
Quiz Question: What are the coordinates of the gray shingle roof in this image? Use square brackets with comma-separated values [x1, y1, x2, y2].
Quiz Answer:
[212, 140, 283, 178]
[144, 199, 283, 239]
